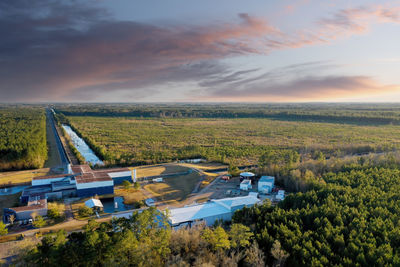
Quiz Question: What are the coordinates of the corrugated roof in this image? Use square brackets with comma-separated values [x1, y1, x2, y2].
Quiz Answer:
[75, 172, 112, 184]
[11, 199, 47, 212]
[71, 165, 92, 174]
[169, 195, 260, 225]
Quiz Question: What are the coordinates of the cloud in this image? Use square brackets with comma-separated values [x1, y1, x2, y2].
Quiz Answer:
[204, 75, 400, 102]
[0, 1, 399, 102]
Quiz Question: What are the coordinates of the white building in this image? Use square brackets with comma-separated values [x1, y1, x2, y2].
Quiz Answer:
[276, 190, 285, 201]
[258, 176, 275, 194]
[85, 198, 103, 209]
[240, 179, 252, 191]
[168, 195, 260, 228]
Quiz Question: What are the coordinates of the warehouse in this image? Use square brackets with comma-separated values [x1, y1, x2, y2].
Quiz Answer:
[4, 197, 48, 223]
[75, 172, 114, 197]
[168, 195, 260, 229]
[258, 176, 275, 194]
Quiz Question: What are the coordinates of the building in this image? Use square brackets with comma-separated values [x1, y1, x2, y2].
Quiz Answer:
[168, 195, 260, 228]
[240, 172, 255, 182]
[145, 198, 156, 207]
[258, 176, 275, 194]
[4, 198, 48, 223]
[98, 167, 133, 185]
[85, 198, 104, 210]
[276, 190, 285, 201]
[240, 179, 252, 191]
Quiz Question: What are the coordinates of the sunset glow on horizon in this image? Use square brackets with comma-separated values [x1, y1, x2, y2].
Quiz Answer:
[1, 0, 400, 102]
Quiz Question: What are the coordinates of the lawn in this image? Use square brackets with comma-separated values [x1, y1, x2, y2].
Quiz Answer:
[143, 171, 202, 205]
[114, 188, 146, 205]
[0, 168, 51, 186]
[130, 164, 189, 178]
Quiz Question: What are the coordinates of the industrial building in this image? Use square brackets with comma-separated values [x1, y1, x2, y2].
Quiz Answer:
[4, 197, 48, 223]
[168, 195, 261, 229]
[258, 176, 275, 194]
[18, 164, 134, 204]
[240, 179, 252, 191]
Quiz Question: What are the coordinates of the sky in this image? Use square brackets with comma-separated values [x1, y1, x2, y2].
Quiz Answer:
[1, 0, 400, 103]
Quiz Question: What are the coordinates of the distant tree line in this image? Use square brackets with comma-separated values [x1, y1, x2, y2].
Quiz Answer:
[53, 103, 400, 125]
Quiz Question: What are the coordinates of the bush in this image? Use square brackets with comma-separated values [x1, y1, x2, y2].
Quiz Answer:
[78, 206, 94, 217]
[122, 180, 131, 190]
[33, 216, 46, 228]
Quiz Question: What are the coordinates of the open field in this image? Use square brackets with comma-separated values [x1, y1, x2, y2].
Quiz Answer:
[143, 171, 202, 205]
[66, 116, 400, 165]
[0, 168, 51, 186]
[130, 164, 189, 178]
[114, 188, 147, 205]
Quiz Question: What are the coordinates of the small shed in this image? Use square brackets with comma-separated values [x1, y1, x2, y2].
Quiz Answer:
[240, 179, 252, 191]
[258, 176, 275, 194]
[240, 172, 255, 182]
[276, 190, 285, 201]
[85, 198, 103, 209]
[145, 198, 155, 207]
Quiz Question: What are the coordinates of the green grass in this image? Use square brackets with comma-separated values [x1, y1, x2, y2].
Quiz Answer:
[67, 116, 400, 165]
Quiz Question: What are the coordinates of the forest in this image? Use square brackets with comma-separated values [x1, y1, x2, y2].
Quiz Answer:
[13, 208, 268, 266]
[234, 165, 400, 266]
[54, 103, 400, 124]
[0, 106, 47, 170]
[13, 160, 400, 266]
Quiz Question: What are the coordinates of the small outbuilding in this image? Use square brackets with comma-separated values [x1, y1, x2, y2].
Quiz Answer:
[145, 198, 156, 207]
[258, 176, 275, 194]
[276, 190, 285, 201]
[85, 198, 103, 210]
[240, 179, 252, 191]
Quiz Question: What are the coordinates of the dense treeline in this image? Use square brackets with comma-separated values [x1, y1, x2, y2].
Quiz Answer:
[54, 103, 400, 125]
[234, 166, 400, 266]
[15, 208, 269, 266]
[0, 107, 47, 170]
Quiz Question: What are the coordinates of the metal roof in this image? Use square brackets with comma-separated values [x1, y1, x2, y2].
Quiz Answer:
[169, 195, 260, 225]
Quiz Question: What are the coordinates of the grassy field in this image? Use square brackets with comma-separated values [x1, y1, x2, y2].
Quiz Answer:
[114, 188, 147, 205]
[143, 171, 202, 205]
[130, 164, 189, 178]
[0, 168, 51, 186]
[67, 116, 400, 165]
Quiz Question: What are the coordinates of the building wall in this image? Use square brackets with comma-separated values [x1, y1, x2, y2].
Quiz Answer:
[32, 177, 67, 186]
[75, 180, 113, 190]
[76, 186, 114, 197]
[15, 208, 47, 221]
[112, 176, 133, 185]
